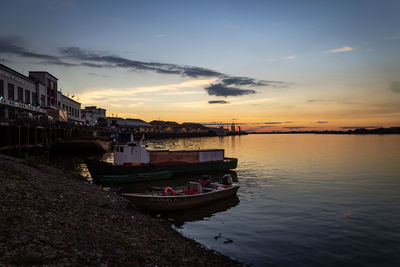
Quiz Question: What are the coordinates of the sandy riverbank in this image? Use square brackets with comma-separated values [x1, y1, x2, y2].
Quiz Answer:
[0, 155, 242, 266]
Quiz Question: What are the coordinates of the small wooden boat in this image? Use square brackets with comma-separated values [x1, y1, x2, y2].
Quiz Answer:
[121, 183, 240, 211]
[92, 170, 173, 184]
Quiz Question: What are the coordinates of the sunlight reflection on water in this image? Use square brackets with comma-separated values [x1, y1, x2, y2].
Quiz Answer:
[80, 134, 400, 266]
[142, 134, 400, 266]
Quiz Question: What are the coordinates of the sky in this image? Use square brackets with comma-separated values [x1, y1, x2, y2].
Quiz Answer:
[1, 0, 399, 132]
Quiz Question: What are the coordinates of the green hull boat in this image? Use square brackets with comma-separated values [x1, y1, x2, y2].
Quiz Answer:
[85, 157, 238, 178]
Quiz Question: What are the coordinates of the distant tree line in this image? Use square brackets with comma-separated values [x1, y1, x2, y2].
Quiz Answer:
[250, 127, 400, 135]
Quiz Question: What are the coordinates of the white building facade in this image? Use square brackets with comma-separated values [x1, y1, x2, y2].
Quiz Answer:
[81, 106, 106, 125]
[0, 63, 81, 121]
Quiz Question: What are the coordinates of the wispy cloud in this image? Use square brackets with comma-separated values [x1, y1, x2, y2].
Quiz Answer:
[265, 122, 282, 124]
[88, 72, 107, 78]
[316, 121, 328, 124]
[340, 126, 380, 129]
[205, 83, 256, 97]
[283, 127, 310, 129]
[204, 77, 288, 97]
[208, 100, 230, 104]
[78, 79, 214, 105]
[324, 46, 354, 53]
[0, 36, 62, 62]
[0, 36, 289, 98]
[307, 99, 323, 102]
[282, 56, 295, 60]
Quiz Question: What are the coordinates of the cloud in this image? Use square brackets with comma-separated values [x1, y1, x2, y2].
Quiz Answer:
[264, 122, 282, 124]
[88, 73, 108, 78]
[391, 81, 400, 93]
[0, 36, 289, 97]
[282, 56, 295, 60]
[78, 79, 214, 105]
[204, 83, 256, 97]
[324, 46, 354, 53]
[208, 100, 230, 104]
[283, 127, 309, 129]
[316, 121, 328, 124]
[340, 126, 380, 129]
[307, 99, 323, 102]
[0, 36, 60, 61]
[221, 77, 288, 88]
[59, 46, 226, 78]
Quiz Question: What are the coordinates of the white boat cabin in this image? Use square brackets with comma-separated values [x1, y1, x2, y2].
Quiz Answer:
[113, 135, 225, 166]
[114, 138, 150, 165]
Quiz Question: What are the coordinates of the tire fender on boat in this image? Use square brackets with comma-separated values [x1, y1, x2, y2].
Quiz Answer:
[164, 187, 176, 196]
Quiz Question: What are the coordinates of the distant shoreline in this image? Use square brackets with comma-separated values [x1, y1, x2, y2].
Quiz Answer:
[249, 127, 400, 135]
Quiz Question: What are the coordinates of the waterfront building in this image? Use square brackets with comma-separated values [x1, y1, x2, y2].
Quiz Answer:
[0, 64, 46, 120]
[107, 117, 153, 133]
[181, 123, 209, 133]
[149, 120, 183, 133]
[0, 63, 81, 122]
[81, 106, 106, 126]
[58, 92, 82, 122]
[208, 126, 228, 136]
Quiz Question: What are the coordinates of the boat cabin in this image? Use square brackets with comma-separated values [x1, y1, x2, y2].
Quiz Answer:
[114, 137, 150, 165]
[113, 137, 225, 166]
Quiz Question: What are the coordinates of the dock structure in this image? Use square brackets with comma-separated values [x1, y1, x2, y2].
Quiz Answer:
[0, 121, 110, 155]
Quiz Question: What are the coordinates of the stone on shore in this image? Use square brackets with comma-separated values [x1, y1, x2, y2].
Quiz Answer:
[0, 155, 242, 266]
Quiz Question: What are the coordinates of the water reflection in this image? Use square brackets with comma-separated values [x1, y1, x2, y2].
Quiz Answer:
[59, 134, 400, 266]
[161, 195, 239, 227]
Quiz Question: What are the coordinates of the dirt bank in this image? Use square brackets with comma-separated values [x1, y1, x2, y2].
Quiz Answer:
[0, 155, 242, 266]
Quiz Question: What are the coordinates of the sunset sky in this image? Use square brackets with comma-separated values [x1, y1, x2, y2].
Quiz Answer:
[1, 0, 399, 132]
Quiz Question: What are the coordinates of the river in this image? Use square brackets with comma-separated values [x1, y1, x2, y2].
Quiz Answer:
[86, 134, 400, 266]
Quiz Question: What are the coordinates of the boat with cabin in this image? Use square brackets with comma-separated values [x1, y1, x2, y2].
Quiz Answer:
[85, 136, 238, 178]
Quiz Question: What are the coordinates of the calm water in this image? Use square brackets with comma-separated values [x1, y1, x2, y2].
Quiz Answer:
[126, 134, 400, 266]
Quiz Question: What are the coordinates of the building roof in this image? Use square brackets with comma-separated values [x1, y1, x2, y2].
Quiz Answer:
[181, 122, 208, 129]
[28, 71, 58, 80]
[150, 120, 182, 128]
[0, 63, 37, 84]
[60, 93, 81, 105]
[108, 118, 152, 127]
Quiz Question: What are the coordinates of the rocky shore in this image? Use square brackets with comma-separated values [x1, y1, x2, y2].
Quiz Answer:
[0, 155, 242, 266]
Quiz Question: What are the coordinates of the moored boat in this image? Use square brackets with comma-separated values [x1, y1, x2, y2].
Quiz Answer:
[85, 135, 238, 177]
[121, 184, 240, 211]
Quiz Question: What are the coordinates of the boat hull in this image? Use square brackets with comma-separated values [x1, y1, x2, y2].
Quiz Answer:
[85, 157, 238, 177]
[122, 185, 240, 211]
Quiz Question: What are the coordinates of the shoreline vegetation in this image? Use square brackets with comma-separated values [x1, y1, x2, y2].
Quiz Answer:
[249, 127, 400, 135]
[0, 155, 243, 266]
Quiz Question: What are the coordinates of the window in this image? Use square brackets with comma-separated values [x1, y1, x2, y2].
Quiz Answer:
[41, 95, 45, 106]
[0, 80, 3, 97]
[32, 93, 37, 105]
[25, 90, 30, 104]
[18, 87, 23, 102]
[8, 83, 14, 100]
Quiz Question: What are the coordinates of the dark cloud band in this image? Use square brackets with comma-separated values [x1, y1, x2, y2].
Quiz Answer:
[0, 36, 289, 97]
[208, 100, 230, 104]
